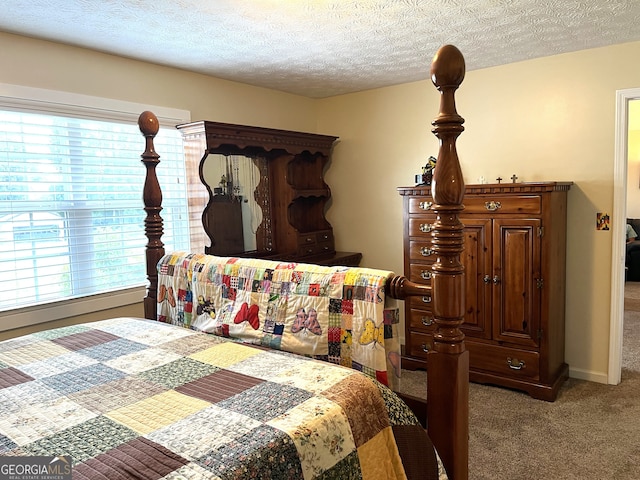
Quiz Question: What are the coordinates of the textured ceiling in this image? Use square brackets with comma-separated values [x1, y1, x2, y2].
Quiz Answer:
[2, 0, 640, 98]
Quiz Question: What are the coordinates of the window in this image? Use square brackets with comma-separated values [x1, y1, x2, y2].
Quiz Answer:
[0, 85, 190, 320]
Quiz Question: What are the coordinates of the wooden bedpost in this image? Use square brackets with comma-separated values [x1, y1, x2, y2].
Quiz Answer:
[428, 45, 469, 480]
[139, 111, 164, 321]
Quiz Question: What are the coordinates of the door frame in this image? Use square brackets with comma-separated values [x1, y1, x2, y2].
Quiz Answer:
[609, 88, 640, 384]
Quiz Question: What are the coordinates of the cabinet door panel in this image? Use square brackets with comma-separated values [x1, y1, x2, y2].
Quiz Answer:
[492, 218, 541, 347]
[459, 217, 492, 339]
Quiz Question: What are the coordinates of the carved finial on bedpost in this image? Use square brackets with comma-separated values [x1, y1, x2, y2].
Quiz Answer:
[139, 111, 164, 321]
[428, 45, 469, 480]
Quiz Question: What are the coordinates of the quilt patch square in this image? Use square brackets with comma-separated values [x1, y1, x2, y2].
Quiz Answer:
[147, 404, 261, 459]
[271, 360, 353, 394]
[18, 351, 98, 380]
[79, 338, 148, 361]
[189, 342, 262, 368]
[0, 367, 34, 389]
[217, 382, 313, 422]
[106, 390, 210, 436]
[176, 369, 265, 404]
[197, 424, 303, 479]
[223, 350, 309, 381]
[50, 329, 120, 352]
[0, 382, 61, 417]
[268, 395, 356, 479]
[138, 357, 219, 389]
[96, 318, 194, 346]
[0, 341, 70, 367]
[322, 375, 390, 447]
[32, 324, 91, 341]
[0, 433, 18, 454]
[41, 363, 127, 395]
[72, 437, 189, 480]
[69, 376, 167, 414]
[159, 332, 227, 356]
[3, 397, 97, 446]
[105, 347, 182, 375]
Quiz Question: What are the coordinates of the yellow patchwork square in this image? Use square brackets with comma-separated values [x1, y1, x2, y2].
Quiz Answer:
[106, 390, 210, 435]
[189, 342, 261, 368]
[0, 341, 71, 367]
[357, 427, 406, 480]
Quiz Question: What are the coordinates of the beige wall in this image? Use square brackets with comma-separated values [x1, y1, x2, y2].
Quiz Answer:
[627, 101, 640, 218]
[318, 40, 640, 383]
[4, 30, 640, 382]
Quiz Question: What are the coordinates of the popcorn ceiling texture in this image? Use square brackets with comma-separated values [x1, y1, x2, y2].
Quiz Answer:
[2, 0, 639, 98]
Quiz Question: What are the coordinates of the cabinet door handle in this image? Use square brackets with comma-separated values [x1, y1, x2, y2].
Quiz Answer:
[420, 247, 434, 257]
[422, 316, 434, 326]
[507, 357, 525, 370]
[420, 270, 432, 280]
[493, 275, 500, 284]
[483, 274, 491, 284]
[419, 201, 433, 211]
[484, 201, 502, 211]
[419, 223, 433, 233]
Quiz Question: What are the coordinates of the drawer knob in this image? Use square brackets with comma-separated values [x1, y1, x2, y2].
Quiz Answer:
[422, 295, 432, 304]
[419, 223, 433, 233]
[421, 343, 431, 352]
[507, 357, 525, 370]
[422, 316, 434, 326]
[484, 200, 502, 211]
[420, 270, 432, 280]
[419, 201, 433, 210]
[420, 247, 434, 257]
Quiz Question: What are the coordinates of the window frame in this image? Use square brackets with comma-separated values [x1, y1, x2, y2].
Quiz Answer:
[0, 83, 190, 331]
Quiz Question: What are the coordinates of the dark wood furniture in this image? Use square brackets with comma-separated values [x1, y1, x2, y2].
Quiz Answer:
[399, 182, 571, 401]
[140, 44, 469, 480]
[176, 120, 361, 266]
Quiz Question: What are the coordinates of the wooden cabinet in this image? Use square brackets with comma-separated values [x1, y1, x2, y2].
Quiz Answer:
[398, 182, 572, 401]
[177, 121, 361, 266]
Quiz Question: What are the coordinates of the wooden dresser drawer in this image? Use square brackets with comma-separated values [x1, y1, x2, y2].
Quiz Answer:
[407, 292, 433, 309]
[409, 240, 437, 261]
[408, 308, 436, 332]
[408, 197, 436, 214]
[407, 331, 433, 359]
[467, 341, 540, 380]
[463, 195, 541, 215]
[409, 217, 436, 236]
[409, 264, 433, 283]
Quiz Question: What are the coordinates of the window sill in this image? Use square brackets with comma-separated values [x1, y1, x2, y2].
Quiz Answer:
[0, 287, 147, 332]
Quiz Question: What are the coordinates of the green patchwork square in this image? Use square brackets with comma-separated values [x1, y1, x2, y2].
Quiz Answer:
[138, 357, 219, 389]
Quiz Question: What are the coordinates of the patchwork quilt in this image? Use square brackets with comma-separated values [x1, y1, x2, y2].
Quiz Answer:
[0, 318, 444, 480]
[156, 252, 402, 390]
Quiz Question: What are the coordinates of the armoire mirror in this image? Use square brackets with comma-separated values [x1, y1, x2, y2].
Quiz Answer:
[199, 153, 265, 255]
[177, 120, 361, 266]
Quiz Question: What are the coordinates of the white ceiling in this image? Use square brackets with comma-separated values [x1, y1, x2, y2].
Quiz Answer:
[2, 0, 640, 98]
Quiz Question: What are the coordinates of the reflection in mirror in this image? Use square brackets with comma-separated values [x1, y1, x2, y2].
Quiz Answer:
[201, 154, 263, 255]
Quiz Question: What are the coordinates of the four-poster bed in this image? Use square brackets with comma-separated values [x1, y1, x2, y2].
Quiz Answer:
[0, 45, 469, 479]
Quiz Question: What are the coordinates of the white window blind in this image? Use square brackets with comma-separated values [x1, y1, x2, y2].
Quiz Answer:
[0, 86, 190, 315]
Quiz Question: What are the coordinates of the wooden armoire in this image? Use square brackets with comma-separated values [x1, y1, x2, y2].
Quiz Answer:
[398, 182, 572, 401]
[177, 121, 362, 266]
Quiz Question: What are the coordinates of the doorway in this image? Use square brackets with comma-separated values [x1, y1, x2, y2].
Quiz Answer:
[610, 92, 640, 384]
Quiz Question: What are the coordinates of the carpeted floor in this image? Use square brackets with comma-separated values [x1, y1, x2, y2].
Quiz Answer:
[624, 281, 640, 311]
[399, 288, 640, 479]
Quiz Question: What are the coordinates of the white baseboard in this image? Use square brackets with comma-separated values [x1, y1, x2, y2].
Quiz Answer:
[568, 366, 609, 385]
